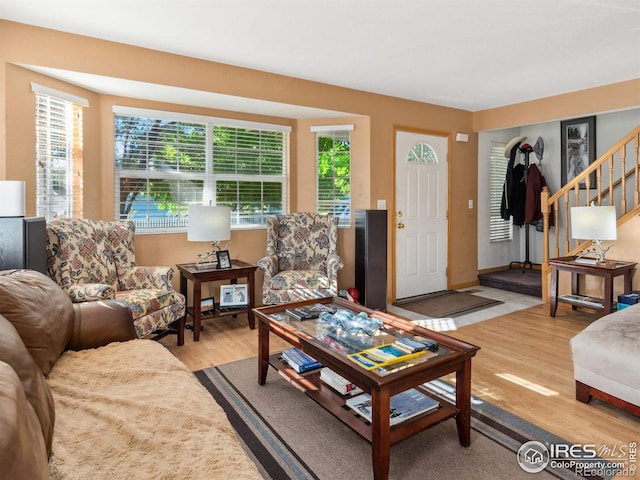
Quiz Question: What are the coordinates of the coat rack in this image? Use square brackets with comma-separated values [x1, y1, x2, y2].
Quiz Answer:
[508, 143, 539, 272]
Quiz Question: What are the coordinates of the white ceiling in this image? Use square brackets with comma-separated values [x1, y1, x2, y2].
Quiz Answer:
[2, 0, 640, 115]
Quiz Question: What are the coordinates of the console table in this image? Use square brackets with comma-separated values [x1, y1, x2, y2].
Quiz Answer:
[176, 260, 258, 341]
[549, 256, 636, 317]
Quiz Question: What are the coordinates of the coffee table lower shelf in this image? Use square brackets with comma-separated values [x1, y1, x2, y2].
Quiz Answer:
[268, 354, 458, 445]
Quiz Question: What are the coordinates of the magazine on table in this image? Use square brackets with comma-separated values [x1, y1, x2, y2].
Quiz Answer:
[346, 388, 440, 426]
[348, 343, 427, 370]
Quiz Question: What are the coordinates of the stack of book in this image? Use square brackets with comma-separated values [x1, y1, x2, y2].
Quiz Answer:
[281, 348, 323, 374]
[319, 368, 363, 396]
[285, 303, 336, 321]
[346, 388, 440, 426]
[394, 336, 438, 353]
[559, 294, 605, 308]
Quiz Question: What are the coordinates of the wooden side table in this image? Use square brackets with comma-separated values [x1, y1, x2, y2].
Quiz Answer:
[176, 260, 258, 341]
[549, 256, 636, 317]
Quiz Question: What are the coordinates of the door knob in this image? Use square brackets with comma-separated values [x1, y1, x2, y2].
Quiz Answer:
[397, 222, 405, 229]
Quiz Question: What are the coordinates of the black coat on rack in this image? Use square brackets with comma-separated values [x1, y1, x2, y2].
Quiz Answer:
[500, 137, 541, 271]
[501, 138, 527, 225]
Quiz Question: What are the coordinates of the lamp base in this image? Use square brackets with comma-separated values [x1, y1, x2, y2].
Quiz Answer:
[576, 239, 614, 263]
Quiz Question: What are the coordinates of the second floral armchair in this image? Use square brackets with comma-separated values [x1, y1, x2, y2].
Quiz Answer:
[258, 213, 344, 305]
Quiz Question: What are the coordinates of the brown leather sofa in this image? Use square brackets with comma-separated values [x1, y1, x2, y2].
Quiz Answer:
[0, 269, 262, 480]
[0, 268, 135, 479]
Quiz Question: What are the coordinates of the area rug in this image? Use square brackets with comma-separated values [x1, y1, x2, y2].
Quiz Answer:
[392, 290, 502, 318]
[195, 358, 609, 480]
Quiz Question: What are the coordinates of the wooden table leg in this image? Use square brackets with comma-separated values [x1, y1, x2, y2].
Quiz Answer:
[178, 273, 187, 346]
[623, 270, 633, 294]
[571, 271, 581, 310]
[550, 265, 559, 317]
[456, 359, 472, 447]
[371, 388, 391, 480]
[230, 278, 238, 319]
[603, 271, 613, 314]
[258, 320, 270, 385]
[247, 270, 255, 329]
[193, 279, 202, 341]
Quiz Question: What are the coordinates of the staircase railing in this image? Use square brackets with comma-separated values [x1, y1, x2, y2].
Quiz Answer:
[539, 125, 640, 300]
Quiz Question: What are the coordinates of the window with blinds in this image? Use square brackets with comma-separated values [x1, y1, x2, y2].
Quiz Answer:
[489, 143, 512, 242]
[313, 125, 352, 227]
[34, 86, 85, 219]
[114, 107, 289, 232]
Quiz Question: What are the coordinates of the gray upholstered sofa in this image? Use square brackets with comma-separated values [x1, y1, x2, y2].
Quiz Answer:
[0, 269, 262, 480]
[570, 303, 640, 416]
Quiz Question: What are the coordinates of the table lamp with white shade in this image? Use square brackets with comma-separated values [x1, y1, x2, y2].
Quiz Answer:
[0, 181, 26, 217]
[570, 204, 617, 265]
[187, 205, 231, 269]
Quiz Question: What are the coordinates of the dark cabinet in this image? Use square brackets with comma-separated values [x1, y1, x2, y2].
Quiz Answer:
[0, 217, 47, 274]
[355, 210, 387, 311]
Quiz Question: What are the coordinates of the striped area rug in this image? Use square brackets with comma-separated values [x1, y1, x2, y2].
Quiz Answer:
[196, 358, 616, 480]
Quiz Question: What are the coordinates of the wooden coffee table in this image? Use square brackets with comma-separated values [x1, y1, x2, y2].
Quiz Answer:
[253, 297, 480, 480]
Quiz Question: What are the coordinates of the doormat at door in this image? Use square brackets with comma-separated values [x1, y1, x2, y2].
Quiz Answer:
[393, 290, 502, 318]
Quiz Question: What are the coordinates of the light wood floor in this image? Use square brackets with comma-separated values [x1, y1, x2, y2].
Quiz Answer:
[160, 302, 639, 451]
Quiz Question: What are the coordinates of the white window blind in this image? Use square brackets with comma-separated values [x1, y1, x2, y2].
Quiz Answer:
[489, 143, 512, 242]
[34, 88, 85, 219]
[114, 108, 289, 232]
[314, 126, 352, 227]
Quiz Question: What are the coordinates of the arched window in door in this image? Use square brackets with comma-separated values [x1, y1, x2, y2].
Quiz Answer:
[407, 143, 437, 164]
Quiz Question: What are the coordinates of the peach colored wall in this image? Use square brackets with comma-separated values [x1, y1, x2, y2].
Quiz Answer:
[3, 21, 637, 304]
[0, 20, 478, 303]
[473, 79, 640, 132]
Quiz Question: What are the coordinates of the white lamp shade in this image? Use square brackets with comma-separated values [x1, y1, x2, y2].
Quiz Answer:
[187, 205, 231, 242]
[570, 205, 617, 241]
[0, 181, 25, 217]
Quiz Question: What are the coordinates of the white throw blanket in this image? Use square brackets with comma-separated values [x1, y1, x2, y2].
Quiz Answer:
[47, 339, 262, 480]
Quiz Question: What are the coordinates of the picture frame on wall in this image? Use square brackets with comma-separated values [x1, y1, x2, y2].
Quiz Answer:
[561, 116, 596, 188]
[216, 250, 232, 269]
[219, 284, 248, 308]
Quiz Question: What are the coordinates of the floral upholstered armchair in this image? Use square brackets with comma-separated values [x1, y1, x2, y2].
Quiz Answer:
[258, 213, 343, 305]
[45, 219, 185, 343]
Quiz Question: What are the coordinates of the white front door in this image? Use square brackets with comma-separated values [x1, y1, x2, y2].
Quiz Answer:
[395, 131, 448, 299]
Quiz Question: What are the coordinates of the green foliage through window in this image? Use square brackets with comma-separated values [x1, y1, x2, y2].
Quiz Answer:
[316, 129, 351, 226]
[114, 110, 289, 231]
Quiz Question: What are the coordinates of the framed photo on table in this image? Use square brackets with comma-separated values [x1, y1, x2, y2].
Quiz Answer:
[200, 296, 215, 314]
[216, 250, 231, 269]
[561, 116, 596, 188]
[219, 284, 248, 308]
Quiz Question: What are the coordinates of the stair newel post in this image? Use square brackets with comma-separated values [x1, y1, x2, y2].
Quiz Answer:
[541, 186, 550, 267]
